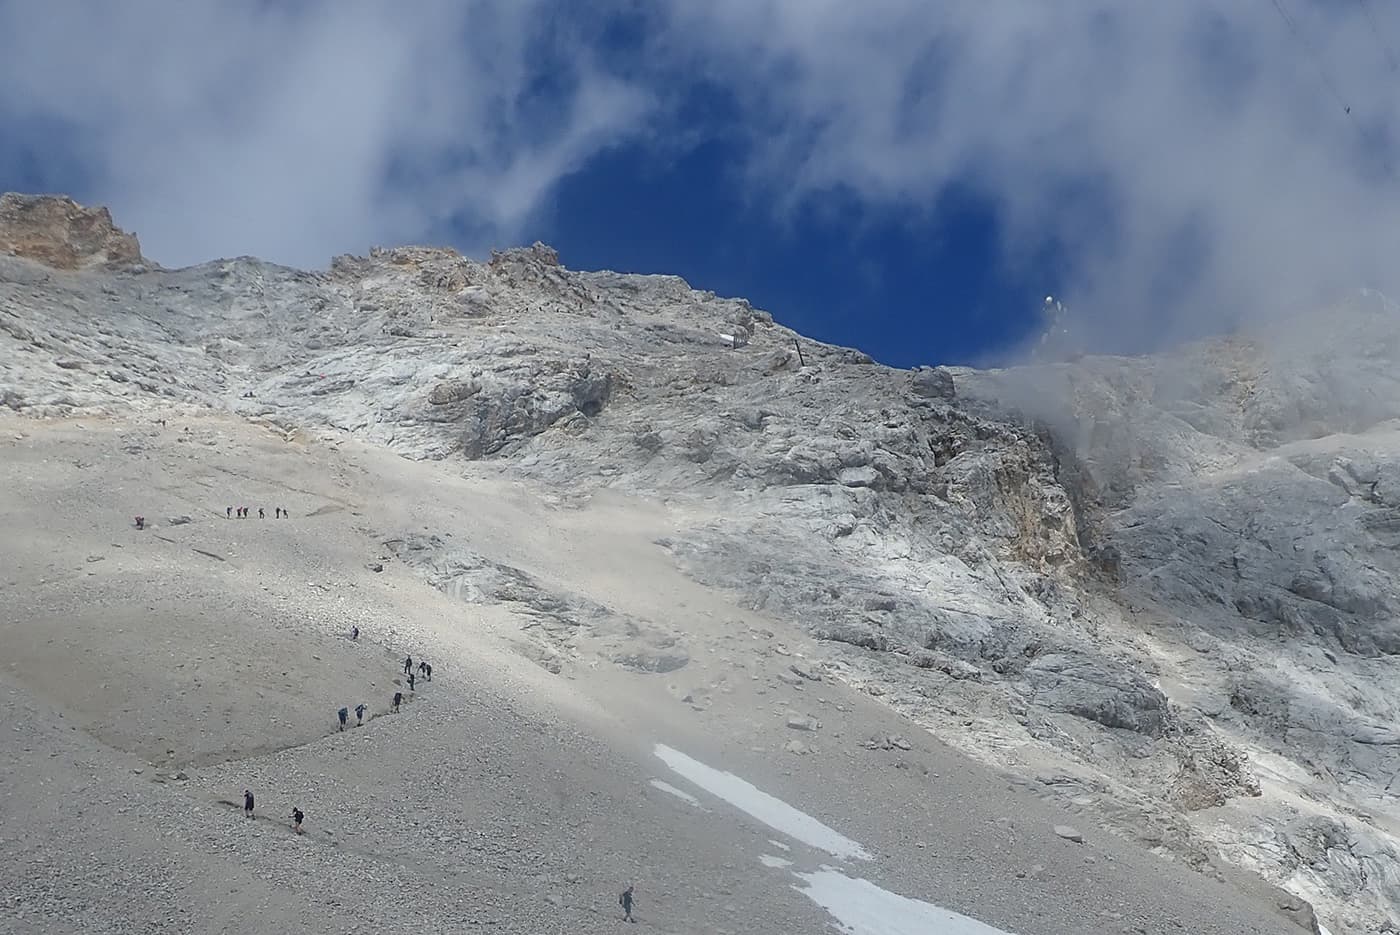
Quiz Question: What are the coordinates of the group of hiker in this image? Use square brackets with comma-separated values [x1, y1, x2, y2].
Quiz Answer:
[243, 636, 438, 840]
[131, 505, 292, 530]
[237, 628, 642, 924]
[240, 789, 304, 835]
[335, 638, 433, 731]
[336, 703, 371, 731]
[227, 505, 289, 519]
[404, 654, 433, 683]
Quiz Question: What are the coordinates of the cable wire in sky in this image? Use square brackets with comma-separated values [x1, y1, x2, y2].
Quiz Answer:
[1267, 0, 1399, 181]
[1268, 0, 1354, 118]
[1357, 0, 1400, 73]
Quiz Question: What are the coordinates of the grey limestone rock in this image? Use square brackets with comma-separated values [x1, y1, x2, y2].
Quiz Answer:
[5, 193, 1398, 931]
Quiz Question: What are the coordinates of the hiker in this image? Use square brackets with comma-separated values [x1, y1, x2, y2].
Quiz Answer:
[338, 707, 348, 731]
[226, 506, 232, 519]
[425, 662, 432, 681]
[244, 789, 255, 818]
[392, 691, 402, 713]
[407, 670, 416, 691]
[274, 507, 281, 519]
[418, 661, 427, 677]
[134, 516, 145, 530]
[620, 885, 635, 922]
[280, 506, 288, 519]
[350, 625, 359, 641]
[258, 507, 265, 520]
[291, 807, 304, 834]
[404, 655, 413, 675]
[355, 703, 366, 726]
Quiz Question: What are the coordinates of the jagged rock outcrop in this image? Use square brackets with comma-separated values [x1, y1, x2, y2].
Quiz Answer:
[954, 298, 1400, 934]
[3, 193, 1394, 932]
[0, 194, 145, 271]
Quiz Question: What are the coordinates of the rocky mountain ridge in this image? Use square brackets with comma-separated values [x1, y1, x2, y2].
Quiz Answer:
[3, 194, 1397, 932]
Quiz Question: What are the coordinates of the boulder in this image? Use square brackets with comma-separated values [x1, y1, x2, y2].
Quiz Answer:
[428, 379, 481, 405]
[1023, 652, 1169, 736]
[910, 366, 955, 400]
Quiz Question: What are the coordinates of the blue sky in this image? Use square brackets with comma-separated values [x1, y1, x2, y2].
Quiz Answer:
[537, 140, 1055, 366]
[0, 1, 1396, 367]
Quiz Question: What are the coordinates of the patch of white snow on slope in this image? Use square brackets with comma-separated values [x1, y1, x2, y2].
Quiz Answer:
[654, 744, 872, 860]
[649, 779, 700, 806]
[797, 869, 1018, 935]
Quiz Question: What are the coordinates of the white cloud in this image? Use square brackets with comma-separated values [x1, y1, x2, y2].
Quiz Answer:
[1, 0, 1396, 353]
[653, 0, 1400, 351]
[0, 0, 652, 268]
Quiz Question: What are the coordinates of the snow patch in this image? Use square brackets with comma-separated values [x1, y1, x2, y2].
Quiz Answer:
[649, 779, 700, 807]
[769, 839, 791, 851]
[796, 869, 1017, 935]
[654, 744, 872, 860]
[760, 854, 794, 869]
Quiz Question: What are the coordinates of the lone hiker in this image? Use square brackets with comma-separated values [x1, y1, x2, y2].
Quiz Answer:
[244, 789, 255, 819]
[620, 885, 635, 923]
[350, 625, 359, 641]
[291, 807, 304, 834]
[404, 655, 413, 675]
[392, 691, 403, 712]
[134, 516, 145, 530]
[355, 703, 366, 726]
[338, 707, 348, 732]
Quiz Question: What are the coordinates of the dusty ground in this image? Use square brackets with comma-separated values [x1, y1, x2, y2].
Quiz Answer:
[0, 411, 1305, 934]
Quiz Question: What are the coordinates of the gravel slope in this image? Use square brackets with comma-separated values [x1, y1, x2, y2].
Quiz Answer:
[0, 412, 1304, 934]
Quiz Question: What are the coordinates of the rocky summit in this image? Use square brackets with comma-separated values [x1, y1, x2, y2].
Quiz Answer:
[0, 194, 1395, 933]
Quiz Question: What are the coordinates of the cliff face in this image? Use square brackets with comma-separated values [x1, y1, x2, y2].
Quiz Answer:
[0, 193, 145, 270]
[3, 194, 1395, 932]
